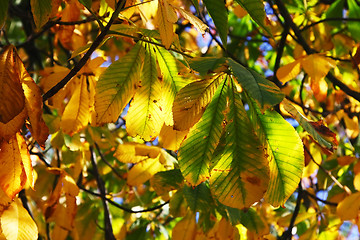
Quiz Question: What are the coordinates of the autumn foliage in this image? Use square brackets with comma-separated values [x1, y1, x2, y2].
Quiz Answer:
[0, 0, 360, 239]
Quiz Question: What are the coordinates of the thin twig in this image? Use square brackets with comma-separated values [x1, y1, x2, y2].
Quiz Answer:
[301, 18, 360, 32]
[94, 142, 123, 179]
[42, 0, 126, 101]
[303, 190, 338, 206]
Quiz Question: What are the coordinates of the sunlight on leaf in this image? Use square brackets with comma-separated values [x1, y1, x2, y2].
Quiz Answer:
[173, 6, 208, 34]
[336, 191, 360, 220]
[210, 79, 269, 209]
[178, 76, 227, 185]
[156, 0, 177, 49]
[0, 198, 38, 240]
[30, 0, 52, 29]
[276, 59, 302, 84]
[95, 42, 145, 124]
[159, 124, 188, 151]
[172, 212, 197, 240]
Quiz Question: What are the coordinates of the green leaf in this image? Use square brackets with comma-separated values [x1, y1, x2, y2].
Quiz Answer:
[155, 45, 188, 126]
[187, 57, 226, 76]
[183, 183, 215, 212]
[78, 0, 92, 9]
[172, 73, 224, 131]
[348, 0, 360, 41]
[178, 76, 227, 186]
[248, 98, 304, 207]
[30, 0, 52, 29]
[0, 0, 8, 28]
[282, 99, 333, 150]
[151, 169, 184, 196]
[126, 43, 164, 141]
[228, 58, 284, 109]
[169, 189, 186, 217]
[325, 0, 345, 28]
[209, 79, 269, 209]
[95, 42, 145, 125]
[235, 0, 272, 36]
[202, 0, 228, 47]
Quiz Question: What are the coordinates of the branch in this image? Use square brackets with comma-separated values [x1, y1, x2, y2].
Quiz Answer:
[90, 146, 116, 240]
[301, 18, 360, 32]
[303, 190, 338, 206]
[281, 182, 303, 240]
[42, 0, 126, 101]
[274, 0, 360, 103]
[94, 142, 123, 179]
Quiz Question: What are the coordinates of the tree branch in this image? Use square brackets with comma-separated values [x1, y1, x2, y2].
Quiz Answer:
[90, 146, 116, 240]
[42, 0, 126, 101]
[274, 0, 360, 102]
[303, 190, 338, 206]
[94, 142, 123, 179]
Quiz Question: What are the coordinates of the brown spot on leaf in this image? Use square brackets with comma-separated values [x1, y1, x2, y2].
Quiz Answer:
[246, 176, 261, 186]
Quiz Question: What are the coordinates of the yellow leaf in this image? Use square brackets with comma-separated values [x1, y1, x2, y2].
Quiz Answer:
[206, 218, 240, 239]
[0, 188, 11, 212]
[16, 51, 49, 148]
[336, 191, 360, 220]
[172, 213, 197, 240]
[156, 0, 176, 49]
[114, 143, 157, 164]
[158, 124, 188, 151]
[61, 75, 95, 135]
[0, 108, 27, 142]
[127, 155, 166, 186]
[276, 59, 302, 84]
[174, 7, 208, 34]
[344, 115, 359, 139]
[301, 54, 336, 81]
[0, 133, 33, 199]
[0, 198, 38, 240]
[138, 0, 158, 23]
[309, 77, 328, 102]
[354, 173, 360, 191]
[0, 46, 25, 124]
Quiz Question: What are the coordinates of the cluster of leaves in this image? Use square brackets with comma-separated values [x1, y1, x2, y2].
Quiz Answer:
[0, 0, 360, 239]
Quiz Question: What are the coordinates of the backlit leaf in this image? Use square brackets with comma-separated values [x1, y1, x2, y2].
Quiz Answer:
[248, 99, 304, 207]
[235, 0, 272, 36]
[178, 75, 227, 185]
[183, 183, 215, 212]
[0, 108, 27, 142]
[210, 79, 269, 209]
[206, 218, 240, 239]
[158, 124, 188, 151]
[126, 43, 164, 141]
[0, 133, 33, 199]
[276, 59, 302, 84]
[156, 0, 177, 49]
[0, 0, 8, 28]
[61, 75, 95, 135]
[348, 0, 360, 41]
[202, 0, 228, 47]
[228, 58, 284, 109]
[172, 212, 197, 240]
[174, 7, 208, 34]
[95, 42, 145, 124]
[30, 0, 52, 29]
[172, 74, 224, 131]
[336, 191, 360, 220]
[0, 198, 38, 240]
[151, 169, 184, 196]
[0, 46, 25, 124]
[187, 57, 226, 76]
[301, 54, 336, 81]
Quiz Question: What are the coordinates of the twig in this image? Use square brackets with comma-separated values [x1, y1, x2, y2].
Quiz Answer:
[281, 182, 303, 240]
[301, 18, 360, 32]
[94, 142, 123, 179]
[42, 0, 126, 101]
[90, 146, 116, 240]
[303, 190, 338, 206]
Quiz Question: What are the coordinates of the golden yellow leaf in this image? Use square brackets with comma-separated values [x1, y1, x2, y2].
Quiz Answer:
[206, 218, 240, 240]
[276, 59, 302, 84]
[127, 155, 166, 186]
[0, 46, 25, 124]
[0, 108, 27, 142]
[156, 0, 176, 49]
[172, 213, 197, 240]
[0, 198, 38, 240]
[344, 115, 359, 139]
[16, 51, 49, 148]
[114, 143, 155, 164]
[138, 0, 158, 23]
[0, 188, 11, 213]
[354, 173, 360, 191]
[0, 133, 33, 199]
[336, 191, 360, 220]
[301, 54, 336, 81]
[158, 124, 188, 151]
[61, 75, 95, 135]
[174, 6, 208, 34]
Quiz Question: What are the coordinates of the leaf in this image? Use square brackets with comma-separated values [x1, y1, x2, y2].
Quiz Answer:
[276, 59, 302, 84]
[173, 6, 208, 34]
[172, 74, 224, 131]
[30, 0, 52, 29]
[0, 133, 33, 199]
[202, 0, 228, 47]
[0, 46, 25, 124]
[336, 191, 360, 220]
[155, 45, 188, 126]
[248, 99, 304, 207]
[348, 0, 360, 41]
[282, 99, 335, 151]
[301, 54, 336, 81]
[157, 0, 177, 49]
[0, 0, 8, 28]
[126, 43, 164, 141]
[61, 75, 95, 135]
[187, 57, 227, 76]
[209, 79, 269, 209]
[228, 58, 284, 109]
[0, 108, 27, 142]
[158, 125, 188, 151]
[150, 169, 184, 196]
[235, 0, 272, 36]
[183, 183, 215, 212]
[0, 198, 38, 240]
[95, 42, 145, 124]
[172, 213, 197, 240]
[178, 76, 227, 186]
[205, 218, 240, 239]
